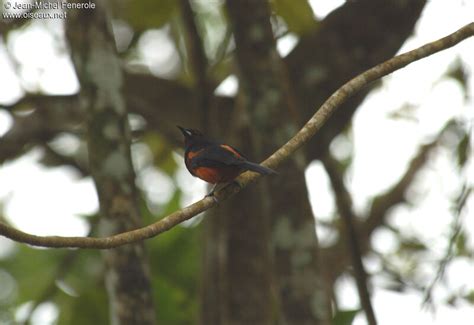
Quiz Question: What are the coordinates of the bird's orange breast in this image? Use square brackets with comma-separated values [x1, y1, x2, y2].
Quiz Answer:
[194, 166, 241, 184]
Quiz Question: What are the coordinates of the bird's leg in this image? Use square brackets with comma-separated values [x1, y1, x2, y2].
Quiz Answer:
[204, 183, 221, 204]
[208, 180, 241, 195]
[205, 180, 242, 203]
[206, 183, 220, 197]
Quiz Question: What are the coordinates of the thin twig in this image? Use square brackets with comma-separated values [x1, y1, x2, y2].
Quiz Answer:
[365, 140, 439, 234]
[321, 134, 442, 286]
[0, 23, 473, 249]
[422, 185, 472, 310]
[323, 155, 377, 325]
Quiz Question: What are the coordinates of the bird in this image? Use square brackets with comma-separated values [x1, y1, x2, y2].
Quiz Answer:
[177, 126, 277, 196]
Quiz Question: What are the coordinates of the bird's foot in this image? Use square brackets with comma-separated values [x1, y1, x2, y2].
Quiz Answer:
[205, 192, 219, 204]
[205, 183, 220, 203]
[204, 181, 241, 203]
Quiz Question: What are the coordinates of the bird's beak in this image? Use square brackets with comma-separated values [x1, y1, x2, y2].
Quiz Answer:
[177, 125, 191, 138]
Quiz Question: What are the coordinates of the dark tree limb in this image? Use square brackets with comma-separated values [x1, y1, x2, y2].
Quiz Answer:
[289, 0, 428, 160]
[0, 95, 82, 164]
[321, 135, 446, 285]
[40, 144, 89, 177]
[365, 142, 438, 234]
[323, 155, 377, 325]
[0, 75, 232, 165]
[179, 0, 212, 130]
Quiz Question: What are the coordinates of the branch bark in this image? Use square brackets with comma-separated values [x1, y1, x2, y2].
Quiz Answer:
[0, 22, 472, 250]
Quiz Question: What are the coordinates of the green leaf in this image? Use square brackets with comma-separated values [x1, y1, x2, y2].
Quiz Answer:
[464, 290, 474, 304]
[399, 238, 427, 252]
[0, 246, 64, 304]
[445, 59, 468, 97]
[114, 0, 179, 32]
[271, 0, 317, 35]
[455, 230, 471, 257]
[332, 309, 360, 325]
[146, 223, 200, 324]
[457, 133, 470, 167]
[56, 285, 108, 325]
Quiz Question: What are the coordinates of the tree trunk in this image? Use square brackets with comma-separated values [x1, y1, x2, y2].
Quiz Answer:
[65, 2, 156, 324]
[201, 1, 330, 324]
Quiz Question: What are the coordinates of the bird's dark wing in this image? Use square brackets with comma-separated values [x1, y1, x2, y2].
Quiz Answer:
[190, 144, 277, 175]
[190, 145, 246, 169]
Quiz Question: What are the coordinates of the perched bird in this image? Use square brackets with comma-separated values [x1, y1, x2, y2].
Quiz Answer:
[178, 126, 276, 196]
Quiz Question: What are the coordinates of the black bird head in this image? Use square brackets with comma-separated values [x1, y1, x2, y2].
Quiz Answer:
[177, 126, 205, 147]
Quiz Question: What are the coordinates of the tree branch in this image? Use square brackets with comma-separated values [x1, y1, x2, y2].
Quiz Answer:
[364, 141, 439, 235]
[0, 74, 234, 165]
[40, 144, 89, 177]
[0, 95, 82, 164]
[323, 155, 377, 325]
[321, 128, 446, 285]
[422, 185, 472, 309]
[179, 0, 212, 130]
[292, 0, 427, 160]
[0, 22, 472, 249]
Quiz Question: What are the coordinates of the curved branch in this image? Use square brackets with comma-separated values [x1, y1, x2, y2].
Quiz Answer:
[0, 22, 473, 249]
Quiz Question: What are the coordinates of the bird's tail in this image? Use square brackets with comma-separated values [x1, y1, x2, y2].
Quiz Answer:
[241, 161, 277, 175]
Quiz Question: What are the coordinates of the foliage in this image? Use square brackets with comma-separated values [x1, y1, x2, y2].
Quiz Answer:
[271, 0, 317, 35]
[332, 309, 360, 325]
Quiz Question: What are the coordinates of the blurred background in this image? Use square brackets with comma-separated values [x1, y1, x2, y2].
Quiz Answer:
[0, 0, 473, 324]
